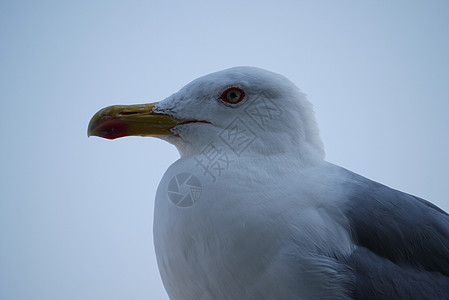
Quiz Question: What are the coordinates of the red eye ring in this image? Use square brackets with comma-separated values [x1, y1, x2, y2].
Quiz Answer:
[220, 87, 245, 105]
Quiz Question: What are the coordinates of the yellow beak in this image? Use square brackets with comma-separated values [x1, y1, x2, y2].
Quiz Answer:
[88, 102, 182, 139]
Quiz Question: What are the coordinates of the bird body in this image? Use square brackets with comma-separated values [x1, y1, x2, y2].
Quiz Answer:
[89, 67, 449, 299]
[154, 155, 355, 299]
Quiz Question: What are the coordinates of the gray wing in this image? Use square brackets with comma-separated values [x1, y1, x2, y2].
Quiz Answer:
[339, 167, 449, 299]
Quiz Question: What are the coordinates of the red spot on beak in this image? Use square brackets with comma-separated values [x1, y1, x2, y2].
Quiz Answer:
[95, 117, 130, 140]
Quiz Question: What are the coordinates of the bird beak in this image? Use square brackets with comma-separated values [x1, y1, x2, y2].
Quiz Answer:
[88, 102, 182, 139]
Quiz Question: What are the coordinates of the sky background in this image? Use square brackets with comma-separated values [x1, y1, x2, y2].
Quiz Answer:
[1, 0, 448, 299]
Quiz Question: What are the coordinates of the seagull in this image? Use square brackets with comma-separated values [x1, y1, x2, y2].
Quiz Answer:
[88, 67, 449, 299]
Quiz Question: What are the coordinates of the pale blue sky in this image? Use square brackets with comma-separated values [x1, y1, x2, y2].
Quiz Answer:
[1, 1, 448, 299]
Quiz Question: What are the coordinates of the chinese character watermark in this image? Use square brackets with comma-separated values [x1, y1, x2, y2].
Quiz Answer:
[194, 142, 234, 182]
[193, 92, 283, 182]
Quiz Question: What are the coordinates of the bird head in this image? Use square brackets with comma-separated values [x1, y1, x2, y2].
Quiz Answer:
[88, 67, 324, 164]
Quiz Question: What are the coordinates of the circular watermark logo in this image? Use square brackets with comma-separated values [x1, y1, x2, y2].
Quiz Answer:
[167, 173, 202, 207]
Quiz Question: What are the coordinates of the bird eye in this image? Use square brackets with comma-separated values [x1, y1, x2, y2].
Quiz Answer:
[220, 87, 245, 104]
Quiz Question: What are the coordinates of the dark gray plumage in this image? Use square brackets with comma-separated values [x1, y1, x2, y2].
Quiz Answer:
[337, 166, 449, 299]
